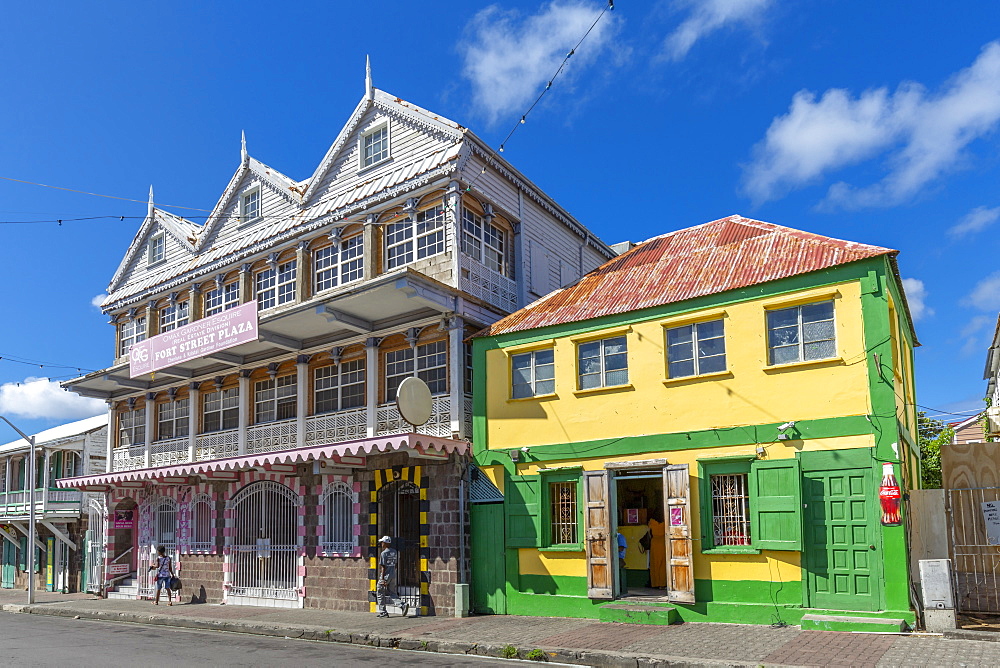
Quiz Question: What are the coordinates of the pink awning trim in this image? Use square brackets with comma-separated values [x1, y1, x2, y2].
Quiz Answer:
[56, 434, 470, 488]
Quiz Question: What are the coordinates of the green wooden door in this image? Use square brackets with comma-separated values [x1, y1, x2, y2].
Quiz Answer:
[803, 466, 879, 611]
[1, 539, 15, 588]
[471, 503, 506, 614]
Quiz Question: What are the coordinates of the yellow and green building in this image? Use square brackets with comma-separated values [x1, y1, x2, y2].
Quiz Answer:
[469, 215, 919, 629]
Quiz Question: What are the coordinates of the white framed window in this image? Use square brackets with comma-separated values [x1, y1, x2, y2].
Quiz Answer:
[462, 208, 506, 274]
[159, 301, 190, 333]
[577, 336, 628, 390]
[666, 320, 726, 378]
[319, 482, 355, 554]
[157, 398, 189, 440]
[384, 348, 414, 403]
[119, 317, 146, 357]
[416, 205, 446, 259]
[257, 260, 297, 310]
[511, 349, 555, 399]
[314, 360, 365, 414]
[203, 388, 239, 432]
[189, 493, 214, 553]
[385, 220, 414, 269]
[360, 124, 389, 169]
[384, 341, 448, 403]
[254, 374, 297, 423]
[119, 407, 145, 447]
[315, 234, 364, 292]
[204, 282, 239, 316]
[240, 187, 261, 223]
[767, 300, 836, 366]
[148, 232, 165, 266]
[386, 205, 447, 271]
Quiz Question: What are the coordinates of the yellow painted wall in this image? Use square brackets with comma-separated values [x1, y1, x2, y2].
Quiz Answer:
[485, 281, 872, 450]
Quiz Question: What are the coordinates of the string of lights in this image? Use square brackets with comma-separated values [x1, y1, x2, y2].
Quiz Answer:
[0, 175, 211, 212]
[0, 352, 98, 375]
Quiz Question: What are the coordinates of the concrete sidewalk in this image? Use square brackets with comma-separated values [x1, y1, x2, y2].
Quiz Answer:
[2, 590, 1000, 667]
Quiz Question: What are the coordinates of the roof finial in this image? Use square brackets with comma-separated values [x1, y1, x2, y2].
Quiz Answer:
[147, 185, 154, 218]
[241, 130, 248, 163]
[365, 54, 374, 101]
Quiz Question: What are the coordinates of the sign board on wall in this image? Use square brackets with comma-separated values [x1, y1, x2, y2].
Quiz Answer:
[129, 301, 259, 378]
[982, 501, 1000, 546]
[113, 509, 135, 529]
[107, 563, 130, 576]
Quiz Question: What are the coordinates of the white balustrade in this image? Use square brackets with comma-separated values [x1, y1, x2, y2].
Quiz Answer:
[376, 395, 452, 438]
[0, 488, 82, 517]
[150, 437, 189, 468]
[112, 445, 145, 472]
[305, 407, 367, 446]
[196, 429, 240, 461]
[460, 255, 518, 312]
[246, 417, 298, 455]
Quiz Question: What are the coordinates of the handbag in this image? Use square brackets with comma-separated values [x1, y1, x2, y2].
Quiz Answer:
[169, 576, 182, 592]
[638, 529, 652, 553]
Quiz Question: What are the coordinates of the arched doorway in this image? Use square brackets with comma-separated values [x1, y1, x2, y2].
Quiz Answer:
[378, 480, 420, 612]
[138, 496, 178, 598]
[84, 497, 107, 594]
[227, 480, 300, 604]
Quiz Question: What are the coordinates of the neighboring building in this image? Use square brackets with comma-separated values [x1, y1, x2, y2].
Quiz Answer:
[0, 414, 107, 593]
[470, 215, 919, 629]
[58, 69, 612, 615]
[950, 413, 986, 444]
[985, 315, 1000, 438]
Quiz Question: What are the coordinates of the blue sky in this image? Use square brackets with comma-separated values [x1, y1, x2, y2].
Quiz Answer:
[1, 0, 998, 437]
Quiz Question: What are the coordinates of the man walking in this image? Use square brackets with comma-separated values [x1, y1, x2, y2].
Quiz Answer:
[376, 535, 409, 618]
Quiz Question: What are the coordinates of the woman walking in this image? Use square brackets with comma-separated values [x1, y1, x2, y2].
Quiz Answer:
[149, 546, 174, 606]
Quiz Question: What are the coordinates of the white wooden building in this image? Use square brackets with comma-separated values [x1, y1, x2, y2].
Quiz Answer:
[59, 66, 613, 614]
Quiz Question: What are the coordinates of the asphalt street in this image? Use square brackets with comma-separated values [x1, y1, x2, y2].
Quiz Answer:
[0, 613, 535, 667]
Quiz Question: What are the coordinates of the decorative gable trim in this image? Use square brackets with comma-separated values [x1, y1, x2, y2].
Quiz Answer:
[107, 210, 200, 294]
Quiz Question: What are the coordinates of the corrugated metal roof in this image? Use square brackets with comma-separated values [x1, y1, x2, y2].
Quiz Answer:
[481, 215, 896, 337]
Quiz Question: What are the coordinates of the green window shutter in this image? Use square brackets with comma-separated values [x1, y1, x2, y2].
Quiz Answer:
[505, 475, 541, 548]
[750, 459, 802, 550]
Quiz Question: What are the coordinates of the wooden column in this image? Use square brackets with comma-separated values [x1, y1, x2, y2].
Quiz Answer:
[447, 316, 464, 438]
[296, 241, 310, 304]
[239, 264, 254, 306]
[189, 284, 203, 322]
[187, 382, 199, 462]
[365, 338, 379, 438]
[41, 449, 51, 513]
[363, 214, 378, 281]
[238, 371, 251, 455]
[105, 402, 115, 472]
[143, 393, 155, 468]
[296, 355, 309, 449]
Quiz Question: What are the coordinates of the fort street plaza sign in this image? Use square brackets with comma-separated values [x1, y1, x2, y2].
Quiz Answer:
[129, 300, 259, 378]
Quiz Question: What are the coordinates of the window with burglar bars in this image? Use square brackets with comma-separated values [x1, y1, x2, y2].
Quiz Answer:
[159, 301, 190, 333]
[190, 494, 213, 552]
[511, 349, 555, 399]
[315, 234, 364, 292]
[767, 300, 836, 365]
[119, 317, 146, 357]
[255, 374, 297, 423]
[549, 481, 578, 545]
[119, 408, 145, 447]
[462, 208, 506, 275]
[203, 388, 239, 432]
[384, 341, 448, 402]
[666, 319, 726, 378]
[314, 360, 365, 413]
[577, 336, 628, 390]
[710, 473, 751, 546]
[157, 398, 189, 440]
[205, 282, 239, 316]
[321, 482, 354, 554]
[257, 260, 297, 310]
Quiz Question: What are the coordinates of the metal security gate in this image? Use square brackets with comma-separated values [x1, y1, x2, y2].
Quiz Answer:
[228, 481, 300, 603]
[948, 487, 1000, 613]
[138, 497, 178, 598]
[378, 480, 421, 613]
[85, 498, 107, 594]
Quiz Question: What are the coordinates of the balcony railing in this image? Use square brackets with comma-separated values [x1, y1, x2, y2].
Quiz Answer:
[0, 488, 83, 517]
[110, 395, 469, 471]
[460, 254, 518, 313]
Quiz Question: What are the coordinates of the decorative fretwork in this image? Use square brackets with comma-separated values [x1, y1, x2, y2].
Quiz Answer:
[305, 407, 367, 446]
[112, 446, 145, 472]
[376, 395, 451, 437]
[462, 395, 473, 440]
[246, 417, 297, 455]
[710, 474, 751, 546]
[150, 437, 188, 468]
[460, 254, 518, 313]
[195, 429, 239, 461]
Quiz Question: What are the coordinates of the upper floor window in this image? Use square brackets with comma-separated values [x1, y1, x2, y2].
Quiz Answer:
[666, 320, 726, 378]
[119, 317, 146, 358]
[203, 387, 239, 432]
[387, 205, 447, 271]
[148, 232, 165, 267]
[315, 234, 363, 293]
[255, 374, 296, 423]
[511, 349, 554, 399]
[205, 282, 239, 317]
[462, 208, 506, 274]
[578, 336, 628, 390]
[315, 360, 365, 414]
[767, 301, 836, 366]
[159, 301, 190, 333]
[241, 188, 261, 223]
[384, 340, 449, 403]
[361, 124, 389, 169]
[257, 260, 297, 310]
[119, 407, 145, 447]
[157, 398, 189, 440]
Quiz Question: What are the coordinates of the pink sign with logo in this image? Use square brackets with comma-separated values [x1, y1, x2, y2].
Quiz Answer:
[130, 300, 259, 378]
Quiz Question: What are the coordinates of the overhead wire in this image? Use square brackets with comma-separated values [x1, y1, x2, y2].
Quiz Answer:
[0, 175, 211, 212]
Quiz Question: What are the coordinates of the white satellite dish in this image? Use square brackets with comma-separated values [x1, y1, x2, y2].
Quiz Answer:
[396, 376, 433, 426]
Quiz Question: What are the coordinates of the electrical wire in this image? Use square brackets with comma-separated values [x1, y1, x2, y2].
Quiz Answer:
[0, 175, 211, 212]
[0, 353, 98, 374]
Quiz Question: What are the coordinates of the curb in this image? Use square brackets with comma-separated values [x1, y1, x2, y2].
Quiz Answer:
[1, 603, 753, 667]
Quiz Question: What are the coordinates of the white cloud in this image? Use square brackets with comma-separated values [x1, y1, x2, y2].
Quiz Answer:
[965, 271, 1000, 312]
[459, 1, 618, 125]
[901, 278, 933, 321]
[949, 205, 1000, 238]
[744, 41, 1000, 207]
[91, 293, 107, 309]
[661, 0, 773, 61]
[0, 377, 105, 421]
[959, 314, 994, 357]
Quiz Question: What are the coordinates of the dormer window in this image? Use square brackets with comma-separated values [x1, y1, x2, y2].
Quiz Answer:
[360, 124, 389, 169]
[147, 232, 165, 267]
[241, 187, 261, 223]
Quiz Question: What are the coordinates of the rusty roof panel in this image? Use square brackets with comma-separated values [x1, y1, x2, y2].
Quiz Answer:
[481, 215, 896, 337]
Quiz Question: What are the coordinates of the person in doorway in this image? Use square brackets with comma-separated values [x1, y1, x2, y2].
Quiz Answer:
[648, 509, 667, 589]
[375, 536, 409, 618]
[148, 546, 174, 606]
[617, 531, 628, 596]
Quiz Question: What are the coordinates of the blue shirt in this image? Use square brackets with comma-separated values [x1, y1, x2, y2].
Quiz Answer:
[617, 533, 627, 560]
